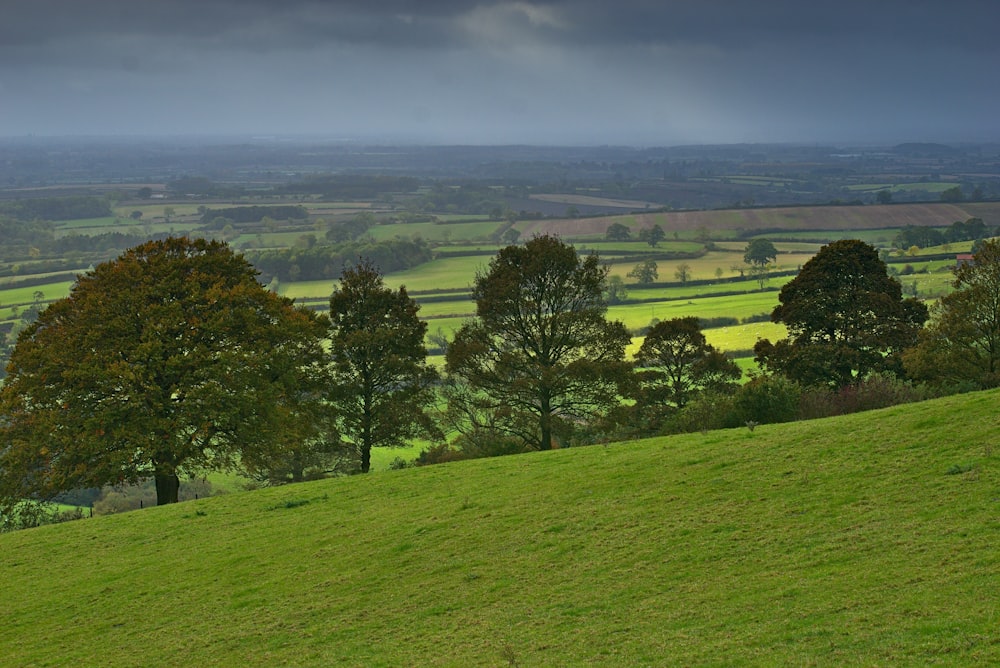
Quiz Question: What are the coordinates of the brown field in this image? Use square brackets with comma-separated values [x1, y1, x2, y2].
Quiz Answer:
[516, 203, 980, 238]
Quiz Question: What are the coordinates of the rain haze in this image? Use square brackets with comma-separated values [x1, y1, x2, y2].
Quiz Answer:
[1, 0, 997, 145]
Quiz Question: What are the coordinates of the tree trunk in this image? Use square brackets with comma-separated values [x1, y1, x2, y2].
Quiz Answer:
[153, 452, 180, 505]
[154, 470, 180, 505]
[539, 390, 553, 451]
[360, 444, 371, 474]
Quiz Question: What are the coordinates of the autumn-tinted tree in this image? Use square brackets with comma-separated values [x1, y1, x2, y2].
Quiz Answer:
[446, 235, 632, 451]
[903, 239, 1000, 388]
[755, 239, 928, 387]
[637, 317, 741, 409]
[328, 259, 439, 473]
[0, 237, 331, 509]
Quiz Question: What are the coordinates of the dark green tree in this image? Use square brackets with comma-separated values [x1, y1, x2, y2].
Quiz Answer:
[606, 222, 631, 241]
[743, 238, 778, 267]
[755, 239, 928, 387]
[637, 317, 741, 408]
[328, 259, 440, 473]
[604, 275, 629, 304]
[627, 259, 659, 284]
[903, 239, 1000, 388]
[0, 237, 331, 508]
[446, 235, 632, 451]
[638, 224, 665, 247]
[673, 263, 692, 284]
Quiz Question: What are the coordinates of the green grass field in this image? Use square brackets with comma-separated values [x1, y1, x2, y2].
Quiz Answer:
[3, 388, 998, 666]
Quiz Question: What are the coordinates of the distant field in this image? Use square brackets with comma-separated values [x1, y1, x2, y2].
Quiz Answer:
[846, 182, 958, 193]
[528, 193, 662, 210]
[367, 220, 503, 242]
[383, 256, 488, 292]
[609, 291, 781, 333]
[0, 281, 74, 308]
[519, 203, 978, 238]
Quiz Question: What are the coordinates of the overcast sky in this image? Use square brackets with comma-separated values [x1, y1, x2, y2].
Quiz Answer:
[1, 0, 997, 145]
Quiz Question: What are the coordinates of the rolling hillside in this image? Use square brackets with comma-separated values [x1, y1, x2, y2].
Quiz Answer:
[2, 389, 999, 666]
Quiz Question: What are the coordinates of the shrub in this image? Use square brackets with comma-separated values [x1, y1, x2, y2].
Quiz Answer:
[731, 375, 802, 426]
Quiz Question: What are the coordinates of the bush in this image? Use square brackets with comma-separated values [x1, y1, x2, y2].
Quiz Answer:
[731, 375, 802, 426]
[798, 373, 927, 420]
[669, 392, 737, 433]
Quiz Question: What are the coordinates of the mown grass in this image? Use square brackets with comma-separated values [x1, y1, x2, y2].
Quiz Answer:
[0, 281, 75, 308]
[3, 389, 998, 666]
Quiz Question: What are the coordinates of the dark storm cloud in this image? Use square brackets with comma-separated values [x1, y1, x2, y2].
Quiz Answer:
[3, 0, 996, 53]
[0, 1, 997, 142]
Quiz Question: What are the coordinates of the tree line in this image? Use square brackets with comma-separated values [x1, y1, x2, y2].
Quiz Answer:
[3, 233, 999, 529]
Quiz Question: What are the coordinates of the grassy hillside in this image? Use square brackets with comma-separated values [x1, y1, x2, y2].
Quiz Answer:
[2, 391, 999, 666]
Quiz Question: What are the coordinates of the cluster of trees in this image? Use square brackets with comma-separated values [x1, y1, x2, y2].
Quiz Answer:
[276, 175, 419, 200]
[0, 237, 443, 517]
[893, 218, 994, 249]
[247, 238, 433, 282]
[0, 196, 113, 222]
[4, 234, 1000, 525]
[606, 222, 668, 247]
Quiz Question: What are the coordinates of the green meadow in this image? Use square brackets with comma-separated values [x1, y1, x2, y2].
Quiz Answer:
[2, 389, 998, 666]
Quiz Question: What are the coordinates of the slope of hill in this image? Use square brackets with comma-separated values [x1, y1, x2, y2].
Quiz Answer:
[518, 202, 980, 238]
[2, 390, 999, 666]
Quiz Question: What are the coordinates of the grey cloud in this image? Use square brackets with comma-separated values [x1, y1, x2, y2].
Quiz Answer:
[0, 1, 997, 143]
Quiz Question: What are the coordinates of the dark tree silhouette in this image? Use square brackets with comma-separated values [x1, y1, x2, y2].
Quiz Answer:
[446, 235, 631, 450]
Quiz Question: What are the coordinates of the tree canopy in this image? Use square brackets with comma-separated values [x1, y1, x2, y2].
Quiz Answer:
[627, 259, 658, 284]
[0, 237, 331, 508]
[637, 317, 741, 409]
[328, 259, 439, 473]
[904, 239, 1000, 388]
[445, 235, 632, 451]
[743, 238, 778, 267]
[755, 239, 927, 387]
[638, 224, 666, 247]
[606, 222, 631, 241]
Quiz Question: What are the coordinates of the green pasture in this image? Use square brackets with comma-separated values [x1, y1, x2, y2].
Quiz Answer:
[4, 389, 998, 666]
[0, 281, 74, 309]
[52, 216, 123, 231]
[704, 321, 786, 351]
[384, 255, 488, 292]
[413, 299, 475, 319]
[608, 291, 781, 333]
[367, 220, 504, 242]
[616, 280, 782, 302]
[116, 203, 207, 218]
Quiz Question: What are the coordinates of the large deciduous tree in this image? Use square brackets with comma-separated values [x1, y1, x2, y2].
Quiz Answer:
[446, 235, 632, 451]
[754, 239, 928, 387]
[0, 237, 331, 508]
[743, 238, 778, 267]
[328, 259, 439, 473]
[903, 239, 1000, 388]
[637, 317, 741, 409]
